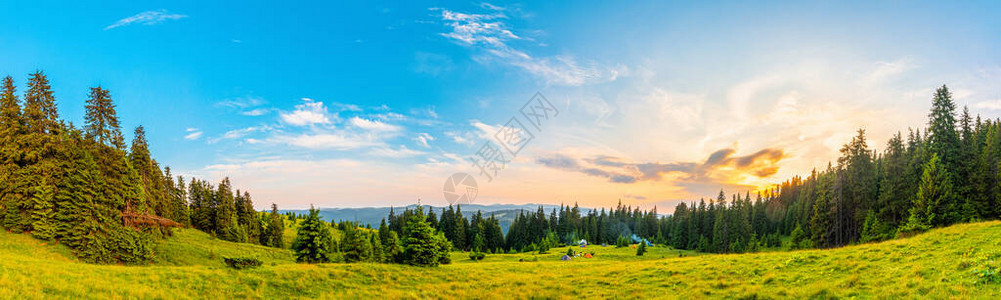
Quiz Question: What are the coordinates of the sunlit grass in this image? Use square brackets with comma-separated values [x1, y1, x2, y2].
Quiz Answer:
[2, 222, 1000, 299]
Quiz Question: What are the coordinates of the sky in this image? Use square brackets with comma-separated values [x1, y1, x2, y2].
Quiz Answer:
[2, 1, 1000, 211]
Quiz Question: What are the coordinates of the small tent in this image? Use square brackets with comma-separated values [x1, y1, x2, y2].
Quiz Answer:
[584, 253, 593, 258]
[578, 239, 588, 246]
[561, 255, 571, 261]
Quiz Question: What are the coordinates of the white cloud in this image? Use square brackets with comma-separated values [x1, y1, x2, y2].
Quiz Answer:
[241, 108, 271, 116]
[280, 98, 332, 126]
[973, 100, 1001, 110]
[414, 133, 435, 148]
[445, 131, 476, 146]
[866, 58, 917, 83]
[274, 133, 379, 150]
[370, 145, 426, 158]
[436, 6, 624, 86]
[217, 96, 265, 108]
[374, 112, 406, 121]
[105, 9, 187, 30]
[349, 117, 402, 132]
[184, 128, 203, 140]
[208, 126, 266, 144]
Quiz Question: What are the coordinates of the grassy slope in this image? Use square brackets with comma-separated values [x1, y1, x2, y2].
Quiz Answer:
[1, 222, 999, 299]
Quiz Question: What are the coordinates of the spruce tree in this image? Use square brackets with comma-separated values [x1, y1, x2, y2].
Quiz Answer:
[402, 206, 451, 267]
[383, 230, 404, 263]
[901, 154, 952, 233]
[340, 224, 373, 263]
[23, 71, 58, 134]
[291, 207, 334, 263]
[263, 203, 285, 248]
[84, 86, 124, 149]
[925, 85, 962, 224]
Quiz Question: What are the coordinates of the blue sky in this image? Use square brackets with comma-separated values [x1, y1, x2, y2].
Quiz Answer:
[2, 1, 1000, 210]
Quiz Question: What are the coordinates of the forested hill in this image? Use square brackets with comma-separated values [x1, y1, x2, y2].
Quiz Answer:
[659, 85, 1001, 254]
[284, 203, 594, 232]
[0, 72, 284, 264]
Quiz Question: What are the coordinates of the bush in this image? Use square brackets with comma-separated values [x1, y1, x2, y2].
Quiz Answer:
[224, 257, 263, 269]
[537, 239, 550, 254]
[636, 242, 647, 256]
[615, 236, 630, 248]
[469, 252, 486, 261]
[789, 225, 808, 250]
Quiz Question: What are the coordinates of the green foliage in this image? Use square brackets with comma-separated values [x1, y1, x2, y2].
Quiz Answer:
[789, 225, 808, 250]
[536, 236, 550, 254]
[223, 257, 263, 269]
[860, 211, 893, 243]
[615, 235, 629, 248]
[636, 241, 647, 256]
[340, 223, 373, 263]
[382, 230, 403, 263]
[291, 207, 335, 263]
[402, 207, 451, 267]
[901, 154, 952, 234]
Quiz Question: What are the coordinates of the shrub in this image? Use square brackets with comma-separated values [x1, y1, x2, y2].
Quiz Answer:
[223, 257, 263, 269]
[537, 239, 550, 254]
[469, 252, 486, 261]
[615, 236, 630, 248]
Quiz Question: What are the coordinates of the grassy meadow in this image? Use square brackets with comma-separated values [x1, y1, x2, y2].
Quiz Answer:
[2, 221, 1000, 299]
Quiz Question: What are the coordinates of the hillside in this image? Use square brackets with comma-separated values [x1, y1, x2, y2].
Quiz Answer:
[2, 221, 999, 298]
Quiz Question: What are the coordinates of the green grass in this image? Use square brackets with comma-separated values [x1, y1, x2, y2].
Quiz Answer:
[3, 222, 1001, 299]
[153, 228, 295, 267]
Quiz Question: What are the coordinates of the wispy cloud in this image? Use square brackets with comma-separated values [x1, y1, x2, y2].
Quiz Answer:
[434, 4, 624, 86]
[536, 147, 787, 188]
[973, 99, 1001, 110]
[349, 117, 402, 133]
[414, 133, 435, 148]
[280, 98, 333, 126]
[184, 128, 203, 140]
[273, 132, 380, 150]
[217, 96, 272, 116]
[241, 108, 272, 116]
[370, 145, 426, 158]
[208, 126, 269, 144]
[105, 9, 187, 30]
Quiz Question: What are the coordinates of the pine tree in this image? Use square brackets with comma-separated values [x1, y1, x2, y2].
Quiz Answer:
[925, 85, 962, 224]
[0, 76, 22, 229]
[370, 232, 384, 263]
[23, 71, 58, 134]
[291, 206, 334, 263]
[29, 178, 57, 240]
[901, 154, 952, 233]
[214, 177, 236, 240]
[402, 206, 451, 267]
[340, 224, 373, 263]
[636, 240, 647, 256]
[84, 86, 124, 149]
[262, 203, 285, 248]
[382, 230, 404, 263]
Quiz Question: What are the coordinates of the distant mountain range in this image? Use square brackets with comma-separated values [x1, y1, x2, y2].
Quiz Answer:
[282, 203, 595, 233]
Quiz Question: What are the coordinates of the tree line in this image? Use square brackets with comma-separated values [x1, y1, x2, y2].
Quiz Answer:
[664, 85, 1001, 253]
[0, 72, 284, 264]
[347, 85, 1001, 256]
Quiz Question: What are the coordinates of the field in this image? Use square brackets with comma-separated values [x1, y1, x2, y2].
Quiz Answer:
[2, 222, 1000, 299]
